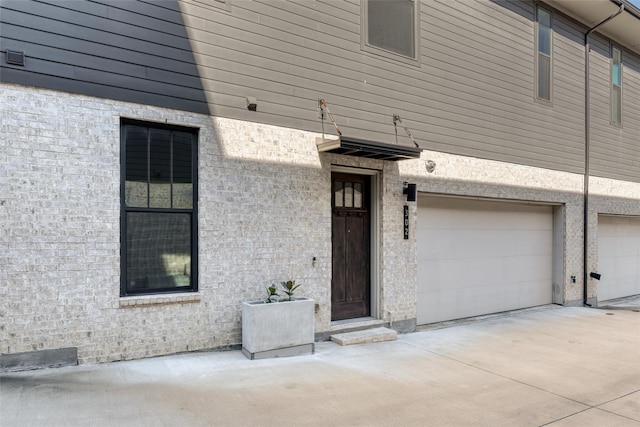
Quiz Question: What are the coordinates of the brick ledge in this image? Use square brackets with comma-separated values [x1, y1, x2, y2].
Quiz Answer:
[119, 293, 201, 307]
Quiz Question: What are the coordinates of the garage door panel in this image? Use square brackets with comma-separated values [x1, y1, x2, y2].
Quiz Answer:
[597, 216, 640, 302]
[615, 256, 639, 273]
[417, 196, 553, 325]
[418, 279, 552, 323]
[619, 280, 640, 297]
[507, 255, 553, 282]
[419, 199, 552, 229]
[599, 236, 638, 256]
[419, 257, 551, 293]
[600, 278, 638, 301]
[419, 259, 497, 290]
[597, 236, 617, 255]
[599, 257, 615, 273]
[421, 229, 552, 260]
[419, 257, 547, 290]
[619, 237, 640, 255]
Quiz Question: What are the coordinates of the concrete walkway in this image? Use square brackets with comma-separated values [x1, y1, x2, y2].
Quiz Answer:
[2, 301, 639, 426]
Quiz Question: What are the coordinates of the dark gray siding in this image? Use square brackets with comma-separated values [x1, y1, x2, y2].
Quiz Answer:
[0, 0, 209, 115]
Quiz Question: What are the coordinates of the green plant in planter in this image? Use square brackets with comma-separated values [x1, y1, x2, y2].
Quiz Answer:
[265, 283, 280, 303]
[263, 280, 303, 302]
[243, 281, 314, 359]
[281, 280, 302, 301]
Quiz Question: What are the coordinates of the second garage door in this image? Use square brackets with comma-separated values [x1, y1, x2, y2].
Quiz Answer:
[597, 215, 640, 302]
[417, 196, 554, 325]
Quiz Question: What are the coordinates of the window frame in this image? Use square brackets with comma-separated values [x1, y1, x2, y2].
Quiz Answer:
[535, 5, 553, 103]
[610, 44, 622, 126]
[120, 119, 199, 297]
[361, 0, 420, 65]
[333, 179, 366, 210]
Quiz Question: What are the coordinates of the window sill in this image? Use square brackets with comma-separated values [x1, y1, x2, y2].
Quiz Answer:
[361, 43, 420, 68]
[119, 293, 201, 308]
[534, 96, 553, 107]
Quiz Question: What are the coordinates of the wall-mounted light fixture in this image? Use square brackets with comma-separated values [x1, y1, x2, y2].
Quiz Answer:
[426, 160, 436, 173]
[403, 182, 417, 202]
[589, 272, 601, 280]
[246, 97, 257, 111]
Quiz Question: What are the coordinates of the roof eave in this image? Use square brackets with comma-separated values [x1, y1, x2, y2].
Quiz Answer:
[544, 0, 640, 53]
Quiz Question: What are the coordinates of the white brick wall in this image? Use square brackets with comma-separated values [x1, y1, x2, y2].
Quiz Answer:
[2, 83, 639, 364]
[1, 84, 336, 363]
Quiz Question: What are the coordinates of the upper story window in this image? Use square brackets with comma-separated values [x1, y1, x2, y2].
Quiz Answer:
[121, 120, 198, 296]
[611, 45, 622, 125]
[363, 0, 418, 61]
[536, 6, 553, 101]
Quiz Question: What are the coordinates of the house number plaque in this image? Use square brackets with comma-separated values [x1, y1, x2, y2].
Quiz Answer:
[403, 205, 409, 240]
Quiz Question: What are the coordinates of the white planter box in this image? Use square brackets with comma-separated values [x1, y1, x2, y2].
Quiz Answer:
[241, 298, 315, 360]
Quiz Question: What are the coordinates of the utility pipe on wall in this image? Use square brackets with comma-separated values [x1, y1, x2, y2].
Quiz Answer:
[582, 4, 624, 306]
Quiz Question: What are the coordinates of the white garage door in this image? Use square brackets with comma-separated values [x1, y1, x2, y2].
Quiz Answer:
[597, 216, 640, 302]
[417, 196, 554, 325]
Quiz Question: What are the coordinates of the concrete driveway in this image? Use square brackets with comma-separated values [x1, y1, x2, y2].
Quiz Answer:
[2, 301, 639, 426]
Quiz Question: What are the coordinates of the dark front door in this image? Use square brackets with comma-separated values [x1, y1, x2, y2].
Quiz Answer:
[332, 173, 371, 320]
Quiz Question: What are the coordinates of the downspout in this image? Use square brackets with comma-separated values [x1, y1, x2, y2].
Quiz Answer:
[583, 4, 624, 306]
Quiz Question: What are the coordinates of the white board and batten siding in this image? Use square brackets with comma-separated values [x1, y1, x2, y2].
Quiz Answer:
[417, 195, 554, 325]
[597, 216, 640, 302]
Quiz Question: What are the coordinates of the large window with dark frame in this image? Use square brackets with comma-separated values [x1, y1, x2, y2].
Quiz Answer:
[611, 45, 622, 125]
[536, 6, 552, 101]
[364, 0, 417, 60]
[121, 120, 198, 296]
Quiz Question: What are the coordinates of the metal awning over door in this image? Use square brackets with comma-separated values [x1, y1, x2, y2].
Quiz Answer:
[317, 136, 422, 161]
[316, 100, 422, 161]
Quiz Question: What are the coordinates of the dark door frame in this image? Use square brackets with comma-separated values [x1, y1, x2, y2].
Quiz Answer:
[330, 166, 380, 321]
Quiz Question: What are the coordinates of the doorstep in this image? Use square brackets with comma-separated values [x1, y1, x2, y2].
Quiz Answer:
[330, 327, 397, 346]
